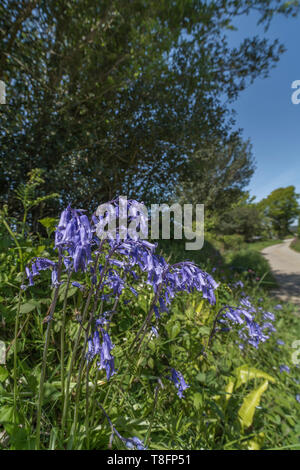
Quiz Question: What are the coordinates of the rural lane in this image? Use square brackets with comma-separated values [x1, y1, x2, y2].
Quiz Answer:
[261, 239, 300, 308]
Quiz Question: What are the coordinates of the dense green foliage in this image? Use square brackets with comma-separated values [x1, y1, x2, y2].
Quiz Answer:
[0, 190, 299, 450]
[1, 0, 299, 218]
[259, 186, 300, 238]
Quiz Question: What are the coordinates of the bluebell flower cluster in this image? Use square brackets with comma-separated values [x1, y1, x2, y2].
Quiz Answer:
[22, 198, 219, 398]
[232, 280, 244, 289]
[55, 204, 93, 272]
[124, 436, 147, 450]
[220, 296, 276, 349]
[87, 328, 116, 380]
[98, 401, 147, 449]
[23, 205, 95, 289]
[22, 257, 57, 289]
[24, 199, 218, 310]
[168, 368, 189, 399]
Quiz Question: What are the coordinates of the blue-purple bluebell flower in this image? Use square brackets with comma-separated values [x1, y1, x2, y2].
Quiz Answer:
[169, 368, 189, 399]
[279, 365, 290, 374]
[221, 297, 276, 349]
[88, 328, 116, 380]
[233, 280, 244, 289]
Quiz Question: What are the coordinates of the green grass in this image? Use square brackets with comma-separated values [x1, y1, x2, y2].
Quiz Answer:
[246, 239, 283, 252]
[225, 249, 277, 289]
[290, 238, 300, 253]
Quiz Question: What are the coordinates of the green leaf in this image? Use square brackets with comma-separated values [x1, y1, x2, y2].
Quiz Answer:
[38, 217, 57, 236]
[171, 322, 181, 339]
[193, 392, 202, 410]
[247, 432, 265, 450]
[234, 365, 275, 389]
[195, 372, 206, 383]
[20, 302, 37, 314]
[0, 366, 8, 382]
[0, 405, 14, 424]
[238, 380, 269, 429]
[148, 357, 154, 369]
[224, 380, 235, 402]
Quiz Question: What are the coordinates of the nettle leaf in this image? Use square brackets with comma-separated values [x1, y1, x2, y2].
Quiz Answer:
[238, 380, 269, 429]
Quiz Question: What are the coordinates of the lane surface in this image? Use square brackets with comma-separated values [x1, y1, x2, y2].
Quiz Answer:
[261, 239, 300, 307]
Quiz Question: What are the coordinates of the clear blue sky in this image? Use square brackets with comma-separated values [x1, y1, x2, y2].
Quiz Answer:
[227, 12, 300, 202]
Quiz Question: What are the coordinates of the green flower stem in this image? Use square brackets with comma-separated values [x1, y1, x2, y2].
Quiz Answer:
[71, 245, 116, 439]
[61, 245, 104, 441]
[61, 288, 93, 440]
[60, 271, 72, 413]
[144, 382, 161, 447]
[130, 285, 162, 353]
[85, 363, 91, 449]
[36, 259, 62, 450]
[13, 283, 24, 424]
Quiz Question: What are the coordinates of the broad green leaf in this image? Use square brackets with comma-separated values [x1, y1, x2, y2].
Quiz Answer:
[20, 302, 37, 314]
[171, 322, 181, 339]
[38, 217, 57, 229]
[0, 405, 14, 423]
[193, 392, 202, 410]
[234, 365, 275, 389]
[0, 366, 8, 382]
[38, 217, 57, 236]
[238, 380, 269, 429]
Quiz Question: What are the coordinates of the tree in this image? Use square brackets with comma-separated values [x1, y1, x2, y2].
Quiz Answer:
[176, 136, 255, 211]
[218, 205, 263, 241]
[1, 0, 299, 218]
[214, 192, 263, 241]
[259, 186, 300, 238]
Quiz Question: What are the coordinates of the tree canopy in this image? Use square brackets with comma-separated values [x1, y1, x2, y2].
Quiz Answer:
[1, 0, 299, 218]
[259, 186, 300, 237]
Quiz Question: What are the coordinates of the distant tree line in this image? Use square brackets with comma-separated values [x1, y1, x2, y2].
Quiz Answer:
[214, 186, 300, 241]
